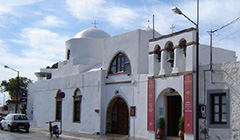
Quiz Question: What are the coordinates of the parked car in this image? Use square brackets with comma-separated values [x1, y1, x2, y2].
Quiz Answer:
[0, 116, 3, 129]
[1, 114, 30, 132]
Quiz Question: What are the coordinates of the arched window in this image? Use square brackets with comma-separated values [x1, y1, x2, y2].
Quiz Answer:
[73, 89, 82, 122]
[55, 90, 62, 121]
[166, 42, 174, 67]
[67, 49, 70, 60]
[179, 39, 187, 57]
[109, 52, 131, 74]
[154, 45, 161, 62]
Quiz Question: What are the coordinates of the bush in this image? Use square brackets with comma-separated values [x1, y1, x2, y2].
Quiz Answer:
[178, 116, 184, 130]
[158, 117, 165, 129]
[20, 104, 26, 114]
[2, 105, 8, 111]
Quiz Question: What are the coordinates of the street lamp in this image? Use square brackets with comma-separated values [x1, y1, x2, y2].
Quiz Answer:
[172, 1, 199, 140]
[4, 65, 20, 113]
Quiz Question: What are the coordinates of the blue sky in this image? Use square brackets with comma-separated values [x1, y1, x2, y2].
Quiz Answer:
[0, 0, 240, 85]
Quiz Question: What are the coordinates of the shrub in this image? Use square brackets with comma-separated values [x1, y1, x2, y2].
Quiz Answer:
[158, 117, 165, 129]
[178, 116, 184, 130]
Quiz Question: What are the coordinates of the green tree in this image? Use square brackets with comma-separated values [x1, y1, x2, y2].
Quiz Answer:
[0, 77, 32, 98]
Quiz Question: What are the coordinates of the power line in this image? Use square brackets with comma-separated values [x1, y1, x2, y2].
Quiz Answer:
[211, 17, 240, 33]
[213, 29, 240, 45]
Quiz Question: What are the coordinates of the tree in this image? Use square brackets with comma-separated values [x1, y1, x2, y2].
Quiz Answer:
[0, 77, 32, 99]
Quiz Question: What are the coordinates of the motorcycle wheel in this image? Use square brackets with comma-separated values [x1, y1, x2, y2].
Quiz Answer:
[50, 131, 53, 137]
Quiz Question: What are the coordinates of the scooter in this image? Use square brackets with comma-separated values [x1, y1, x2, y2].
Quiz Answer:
[46, 121, 60, 138]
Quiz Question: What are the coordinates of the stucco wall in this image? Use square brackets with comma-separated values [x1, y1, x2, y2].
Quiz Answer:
[199, 62, 240, 140]
[28, 71, 103, 134]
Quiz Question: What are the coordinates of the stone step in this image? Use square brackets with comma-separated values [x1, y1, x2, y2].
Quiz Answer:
[165, 136, 179, 140]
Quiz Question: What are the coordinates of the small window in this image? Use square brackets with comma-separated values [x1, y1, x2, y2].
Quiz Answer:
[73, 89, 82, 123]
[211, 94, 227, 124]
[109, 52, 131, 74]
[207, 89, 229, 128]
[55, 90, 62, 121]
[67, 49, 70, 60]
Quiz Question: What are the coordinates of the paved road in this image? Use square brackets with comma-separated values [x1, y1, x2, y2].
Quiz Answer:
[0, 127, 147, 140]
[0, 129, 78, 140]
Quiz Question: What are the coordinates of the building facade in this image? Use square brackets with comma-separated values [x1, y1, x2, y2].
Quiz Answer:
[27, 26, 239, 140]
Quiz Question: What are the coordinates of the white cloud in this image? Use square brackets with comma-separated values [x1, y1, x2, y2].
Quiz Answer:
[0, 0, 43, 14]
[20, 28, 68, 61]
[66, 0, 106, 20]
[38, 16, 66, 27]
[66, 0, 139, 29]
[0, 28, 70, 82]
[106, 7, 139, 29]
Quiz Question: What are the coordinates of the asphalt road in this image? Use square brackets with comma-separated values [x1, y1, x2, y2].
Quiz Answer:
[0, 129, 78, 140]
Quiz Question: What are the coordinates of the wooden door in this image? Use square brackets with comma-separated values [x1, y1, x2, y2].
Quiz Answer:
[111, 98, 129, 135]
[167, 96, 182, 136]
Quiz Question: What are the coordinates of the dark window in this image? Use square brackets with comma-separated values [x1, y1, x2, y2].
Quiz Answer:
[67, 49, 70, 60]
[211, 93, 227, 124]
[73, 89, 82, 122]
[56, 100, 62, 121]
[109, 52, 131, 74]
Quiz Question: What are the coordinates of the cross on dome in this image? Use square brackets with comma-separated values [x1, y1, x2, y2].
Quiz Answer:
[92, 20, 98, 28]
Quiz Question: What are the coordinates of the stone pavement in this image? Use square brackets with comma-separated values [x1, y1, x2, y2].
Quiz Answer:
[31, 126, 147, 140]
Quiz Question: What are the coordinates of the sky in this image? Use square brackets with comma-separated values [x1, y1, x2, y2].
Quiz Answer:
[0, 0, 240, 86]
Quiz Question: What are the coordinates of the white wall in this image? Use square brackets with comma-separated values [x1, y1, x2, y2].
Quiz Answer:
[28, 70, 103, 134]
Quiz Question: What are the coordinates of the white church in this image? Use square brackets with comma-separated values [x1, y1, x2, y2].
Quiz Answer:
[27, 24, 240, 140]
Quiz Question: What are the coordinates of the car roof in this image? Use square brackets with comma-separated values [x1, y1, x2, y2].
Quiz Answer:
[7, 114, 26, 116]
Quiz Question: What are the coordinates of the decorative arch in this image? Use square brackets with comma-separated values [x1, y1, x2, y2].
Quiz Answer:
[106, 96, 129, 135]
[154, 45, 161, 62]
[73, 88, 82, 123]
[108, 52, 131, 75]
[55, 90, 62, 121]
[155, 88, 183, 137]
[179, 39, 187, 57]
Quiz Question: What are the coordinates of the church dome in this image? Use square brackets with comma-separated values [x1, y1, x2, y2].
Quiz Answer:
[142, 26, 161, 37]
[74, 27, 111, 39]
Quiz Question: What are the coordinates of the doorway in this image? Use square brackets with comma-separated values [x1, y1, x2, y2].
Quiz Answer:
[107, 98, 129, 135]
[167, 96, 182, 136]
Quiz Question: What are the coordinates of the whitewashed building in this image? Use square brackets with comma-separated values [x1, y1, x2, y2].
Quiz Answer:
[27, 26, 239, 140]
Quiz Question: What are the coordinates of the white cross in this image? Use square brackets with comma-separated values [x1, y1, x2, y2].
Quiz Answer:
[170, 25, 175, 33]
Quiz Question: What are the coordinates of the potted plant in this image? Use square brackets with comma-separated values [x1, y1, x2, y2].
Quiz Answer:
[178, 116, 184, 140]
[157, 117, 165, 139]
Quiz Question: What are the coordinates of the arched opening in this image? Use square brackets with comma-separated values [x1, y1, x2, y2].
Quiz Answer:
[179, 39, 187, 57]
[55, 90, 62, 121]
[108, 52, 131, 75]
[73, 88, 82, 123]
[154, 45, 161, 62]
[155, 88, 183, 138]
[165, 42, 174, 67]
[106, 97, 129, 135]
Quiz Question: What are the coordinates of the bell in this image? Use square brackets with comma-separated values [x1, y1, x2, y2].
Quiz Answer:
[167, 51, 174, 63]
[156, 53, 161, 62]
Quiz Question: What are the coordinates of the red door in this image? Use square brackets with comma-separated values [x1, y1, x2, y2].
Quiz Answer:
[112, 98, 129, 135]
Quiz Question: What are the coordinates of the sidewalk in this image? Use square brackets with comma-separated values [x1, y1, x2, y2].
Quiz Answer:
[31, 126, 147, 140]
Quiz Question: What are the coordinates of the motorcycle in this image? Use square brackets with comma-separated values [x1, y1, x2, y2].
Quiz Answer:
[46, 121, 60, 138]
